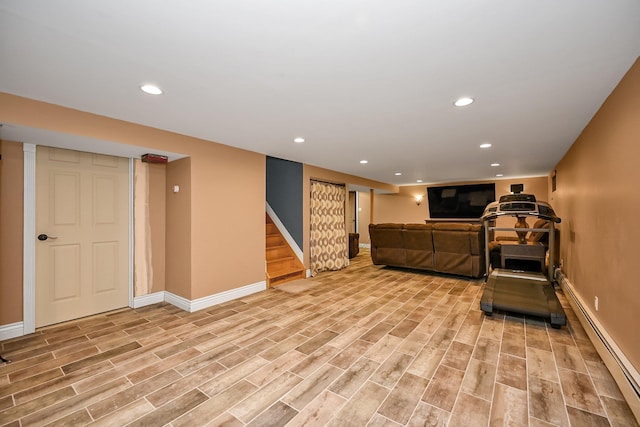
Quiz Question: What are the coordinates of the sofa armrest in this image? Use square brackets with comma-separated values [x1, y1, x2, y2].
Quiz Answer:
[369, 224, 407, 266]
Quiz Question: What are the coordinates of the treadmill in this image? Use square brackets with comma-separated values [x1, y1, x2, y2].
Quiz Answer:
[480, 192, 566, 328]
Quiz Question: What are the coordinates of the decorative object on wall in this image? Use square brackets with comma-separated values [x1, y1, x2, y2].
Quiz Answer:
[310, 180, 348, 276]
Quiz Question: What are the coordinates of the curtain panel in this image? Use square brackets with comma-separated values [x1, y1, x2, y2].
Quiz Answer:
[310, 180, 348, 276]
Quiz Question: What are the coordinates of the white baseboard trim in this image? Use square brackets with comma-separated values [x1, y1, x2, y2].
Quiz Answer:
[359, 243, 371, 249]
[556, 269, 640, 422]
[0, 322, 24, 341]
[306, 269, 312, 278]
[164, 292, 192, 312]
[165, 280, 267, 313]
[133, 291, 166, 309]
[3, 281, 268, 340]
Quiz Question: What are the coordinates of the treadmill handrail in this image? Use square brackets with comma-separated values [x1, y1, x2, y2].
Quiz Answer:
[481, 210, 561, 223]
[489, 227, 550, 233]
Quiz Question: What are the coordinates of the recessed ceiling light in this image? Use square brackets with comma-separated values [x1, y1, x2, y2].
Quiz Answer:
[360, 160, 368, 164]
[140, 84, 163, 95]
[394, 172, 402, 176]
[293, 137, 305, 143]
[454, 97, 474, 107]
[480, 143, 492, 149]
[416, 180, 423, 183]
[491, 163, 501, 167]
[496, 174, 504, 177]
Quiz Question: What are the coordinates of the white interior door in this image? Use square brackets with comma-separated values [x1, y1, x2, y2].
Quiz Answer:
[35, 146, 129, 327]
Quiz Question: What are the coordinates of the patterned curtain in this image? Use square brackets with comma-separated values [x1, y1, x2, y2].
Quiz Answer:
[310, 180, 348, 276]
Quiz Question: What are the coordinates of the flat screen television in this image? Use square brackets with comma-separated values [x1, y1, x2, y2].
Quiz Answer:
[427, 183, 496, 220]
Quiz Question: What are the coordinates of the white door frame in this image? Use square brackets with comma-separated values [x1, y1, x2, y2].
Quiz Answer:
[22, 143, 134, 335]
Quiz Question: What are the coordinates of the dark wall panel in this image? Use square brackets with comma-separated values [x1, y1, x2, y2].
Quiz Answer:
[266, 156, 303, 249]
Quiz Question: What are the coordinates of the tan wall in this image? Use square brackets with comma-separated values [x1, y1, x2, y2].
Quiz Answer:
[0, 140, 24, 325]
[552, 57, 640, 371]
[148, 163, 166, 293]
[373, 185, 433, 224]
[0, 92, 266, 318]
[165, 158, 192, 298]
[189, 147, 265, 300]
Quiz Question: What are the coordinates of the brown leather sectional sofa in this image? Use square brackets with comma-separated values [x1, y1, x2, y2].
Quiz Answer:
[369, 222, 485, 278]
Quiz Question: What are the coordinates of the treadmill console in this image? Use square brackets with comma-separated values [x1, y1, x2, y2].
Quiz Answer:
[498, 194, 536, 203]
[481, 193, 560, 223]
[499, 202, 537, 212]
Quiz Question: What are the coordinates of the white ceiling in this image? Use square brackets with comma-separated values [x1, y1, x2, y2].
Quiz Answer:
[1, 1, 639, 185]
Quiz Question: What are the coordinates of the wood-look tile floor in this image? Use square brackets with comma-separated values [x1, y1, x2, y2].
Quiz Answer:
[1, 250, 638, 426]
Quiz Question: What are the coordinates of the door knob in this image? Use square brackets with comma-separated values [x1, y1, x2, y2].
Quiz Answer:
[37, 234, 58, 241]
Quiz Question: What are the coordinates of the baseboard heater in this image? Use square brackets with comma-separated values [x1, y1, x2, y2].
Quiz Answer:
[555, 269, 640, 422]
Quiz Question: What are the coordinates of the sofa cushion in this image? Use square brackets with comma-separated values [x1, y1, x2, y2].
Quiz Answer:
[369, 224, 406, 266]
[432, 223, 484, 277]
[432, 223, 473, 231]
[432, 223, 473, 253]
[403, 224, 434, 269]
[435, 252, 473, 276]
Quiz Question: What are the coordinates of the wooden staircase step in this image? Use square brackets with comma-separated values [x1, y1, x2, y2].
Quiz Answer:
[266, 212, 305, 288]
[267, 264, 305, 276]
[267, 268, 306, 287]
[266, 245, 292, 260]
[266, 234, 285, 246]
[267, 257, 299, 269]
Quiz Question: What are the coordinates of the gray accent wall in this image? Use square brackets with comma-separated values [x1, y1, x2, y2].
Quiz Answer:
[266, 156, 303, 249]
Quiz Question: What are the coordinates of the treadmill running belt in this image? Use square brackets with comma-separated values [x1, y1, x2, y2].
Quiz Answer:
[481, 269, 567, 328]
[492, 278, 551, 317]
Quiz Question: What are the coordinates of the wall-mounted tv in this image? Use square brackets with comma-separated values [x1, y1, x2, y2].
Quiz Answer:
[427, 183, 496, 219]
